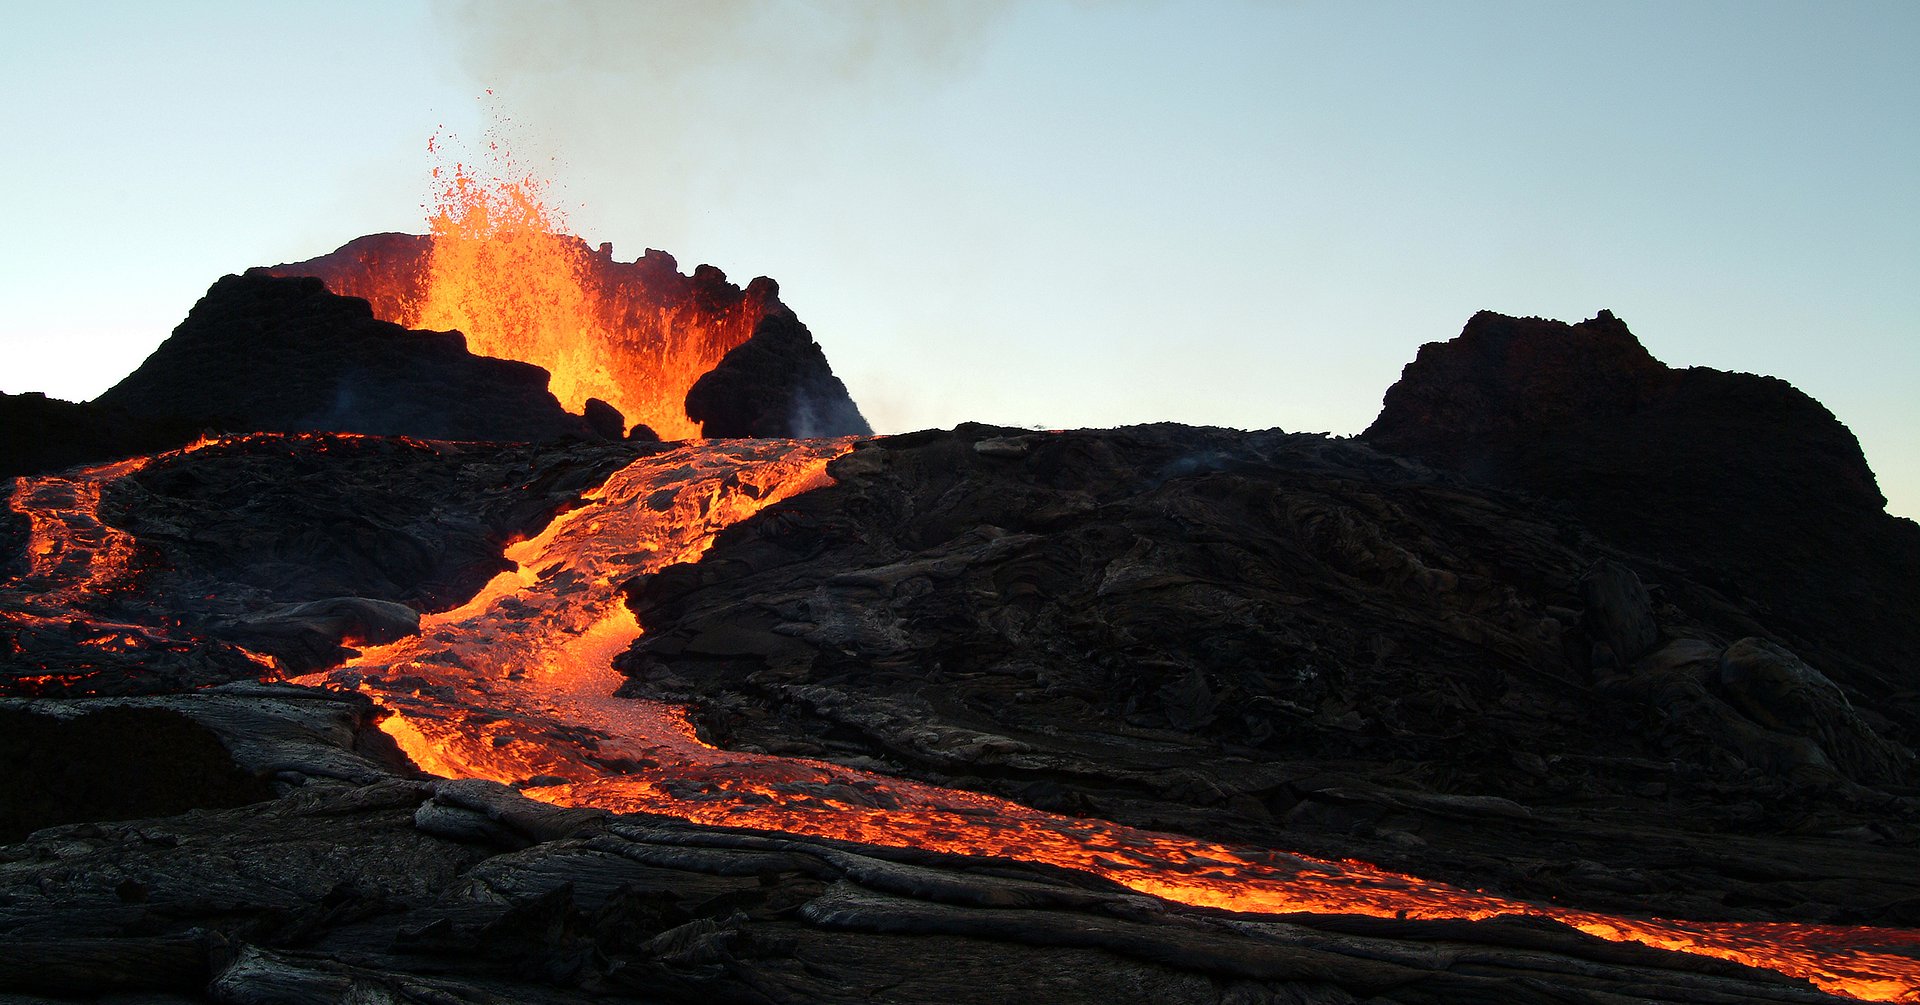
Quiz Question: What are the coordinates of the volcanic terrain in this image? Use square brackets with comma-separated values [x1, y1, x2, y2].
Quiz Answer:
[1, 221, 1916, 1005]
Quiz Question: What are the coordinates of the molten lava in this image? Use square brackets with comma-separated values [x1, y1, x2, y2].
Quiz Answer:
[296, 439, 1920, 1003]
[272, 141, 776, 439]
[1, 438, 277, 695]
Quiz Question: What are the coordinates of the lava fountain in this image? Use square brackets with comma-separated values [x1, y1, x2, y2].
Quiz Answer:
[270, 135, 778, 440]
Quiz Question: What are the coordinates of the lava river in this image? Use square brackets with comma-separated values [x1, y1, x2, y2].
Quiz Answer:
[283, 438, 1920, 1003]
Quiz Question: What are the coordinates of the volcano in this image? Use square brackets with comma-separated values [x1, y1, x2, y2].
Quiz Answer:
[2, 220, 1918, 1003]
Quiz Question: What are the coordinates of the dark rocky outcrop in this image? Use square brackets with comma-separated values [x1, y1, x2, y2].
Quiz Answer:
[96, 273, 598, 442]
[1362, 310, 1920, 728]
[0, 704, 273, 841]
[685, 310, 873, 438]
[0, 390, 202, 480]
[4, 305, 1917, 1003]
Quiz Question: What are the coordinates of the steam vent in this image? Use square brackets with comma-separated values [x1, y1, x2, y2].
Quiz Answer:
[4, 293, 1920, 1002]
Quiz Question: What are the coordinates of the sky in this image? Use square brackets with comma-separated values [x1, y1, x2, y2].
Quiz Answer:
[2, 1, 1915, 517]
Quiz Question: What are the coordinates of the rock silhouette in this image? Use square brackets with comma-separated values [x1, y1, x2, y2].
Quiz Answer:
[685, 311, 873, 437]
[97, 273, 598, 442]
[0, 390, 202, 481]
[1363, 309, 1920, 718]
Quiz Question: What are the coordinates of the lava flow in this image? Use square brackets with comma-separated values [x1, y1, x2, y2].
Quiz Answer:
[308, 439, 1920, 1003]
[1, 438, 275, 696]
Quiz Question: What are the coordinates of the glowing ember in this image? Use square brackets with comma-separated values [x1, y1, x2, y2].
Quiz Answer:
[304, 439, 1920, 1003]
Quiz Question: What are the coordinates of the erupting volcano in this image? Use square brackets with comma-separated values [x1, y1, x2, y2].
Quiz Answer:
[3, 149, 1918, 1005]
[258, 134, 865, 443]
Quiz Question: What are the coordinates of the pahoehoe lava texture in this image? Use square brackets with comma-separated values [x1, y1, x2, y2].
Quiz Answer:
[616, 418, 1920, 930]
[1, 433, 652, 691]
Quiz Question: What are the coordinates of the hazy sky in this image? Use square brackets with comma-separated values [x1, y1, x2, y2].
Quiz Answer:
[2, 2, 1914, 516]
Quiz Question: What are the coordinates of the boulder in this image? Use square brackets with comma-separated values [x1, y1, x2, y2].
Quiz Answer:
[1579, 560, 1659, 672]
[1716, 637, 1915, 784]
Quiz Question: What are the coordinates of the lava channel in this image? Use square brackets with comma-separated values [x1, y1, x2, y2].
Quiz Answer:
[299, 438, 1920, 1004]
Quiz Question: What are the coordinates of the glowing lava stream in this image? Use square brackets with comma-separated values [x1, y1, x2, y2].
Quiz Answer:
[301, 439, 1920, 1003]
[2, 437, 276, 693]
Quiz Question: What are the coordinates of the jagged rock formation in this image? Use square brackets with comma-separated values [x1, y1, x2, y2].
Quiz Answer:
[1362, 309, 1920, 732]
[685, 311, 873, 437]
[96, 274, 599, 441]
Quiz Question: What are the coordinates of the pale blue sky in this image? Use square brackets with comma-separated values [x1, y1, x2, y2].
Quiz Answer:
[2, 2, 1914, 516]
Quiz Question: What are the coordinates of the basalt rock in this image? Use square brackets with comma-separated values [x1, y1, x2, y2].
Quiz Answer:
[1362, 310, 1920, 727]
[96, 272, 599, 442]
[0, 769, 1858, 1005]
[0, 703, 273, 841]
[0, 390, 202, 481]
[685, 310, 873, 438]
[1715, 637, 1916, 785]
[1, 433, 651, 694]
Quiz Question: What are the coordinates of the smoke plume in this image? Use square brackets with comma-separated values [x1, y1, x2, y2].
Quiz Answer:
[431, 0, 1012, 240]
